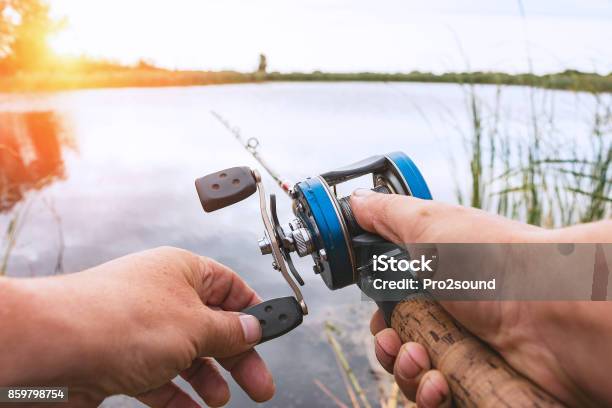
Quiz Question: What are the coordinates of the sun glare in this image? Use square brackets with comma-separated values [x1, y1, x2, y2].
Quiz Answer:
[49, 31, 91, 60]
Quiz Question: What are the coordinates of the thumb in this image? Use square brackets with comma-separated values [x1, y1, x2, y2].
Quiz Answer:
[350, 189, 432, 244]
[199, 310, 261, 358]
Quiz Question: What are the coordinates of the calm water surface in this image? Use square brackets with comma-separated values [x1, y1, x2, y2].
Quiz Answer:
[0, 82, 597, 407]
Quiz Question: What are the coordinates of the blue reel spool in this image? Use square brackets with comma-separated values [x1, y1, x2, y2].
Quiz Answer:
[293, 152, 432, 290]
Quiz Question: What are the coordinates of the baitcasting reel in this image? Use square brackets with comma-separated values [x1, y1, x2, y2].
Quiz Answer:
[195, 152, 431, 342]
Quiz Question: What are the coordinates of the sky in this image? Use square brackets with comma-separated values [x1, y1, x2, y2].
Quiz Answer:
[49, 0, 612, 74]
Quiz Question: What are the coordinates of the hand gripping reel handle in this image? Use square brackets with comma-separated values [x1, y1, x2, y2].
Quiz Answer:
[195, 168, 307, 343]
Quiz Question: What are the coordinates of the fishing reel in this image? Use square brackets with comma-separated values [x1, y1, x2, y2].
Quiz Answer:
[195, 152, 432, 342]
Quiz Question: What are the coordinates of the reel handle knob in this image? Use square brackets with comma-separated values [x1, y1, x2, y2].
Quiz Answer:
[241, 296, 304, 343]
[195, 166, 257, 212]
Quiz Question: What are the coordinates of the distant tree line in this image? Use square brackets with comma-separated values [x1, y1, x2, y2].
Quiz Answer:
[265, 70, 612, 93]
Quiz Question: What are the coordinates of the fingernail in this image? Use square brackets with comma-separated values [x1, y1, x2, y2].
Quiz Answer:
[397, 345, 424, 379]
[239, 314, 261, 344]
[419, 377, 446, 408]
[352, 188, 374, 197]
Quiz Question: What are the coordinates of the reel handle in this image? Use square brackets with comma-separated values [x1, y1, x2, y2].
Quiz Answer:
[390, 295, 564, 407]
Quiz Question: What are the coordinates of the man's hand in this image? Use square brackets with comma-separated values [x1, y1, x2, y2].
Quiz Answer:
[0, 247, 274, 407]
[351, 190, 612, 408]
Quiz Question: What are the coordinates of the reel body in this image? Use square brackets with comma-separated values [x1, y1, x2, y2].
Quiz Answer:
[290, 152, 432, 291]
[195, 151, 431, 341]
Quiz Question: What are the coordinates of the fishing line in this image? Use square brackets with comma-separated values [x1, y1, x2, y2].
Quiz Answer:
[210, 110, 293, 195]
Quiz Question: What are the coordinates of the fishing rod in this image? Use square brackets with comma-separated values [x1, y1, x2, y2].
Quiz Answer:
[210, 111, 293, 195]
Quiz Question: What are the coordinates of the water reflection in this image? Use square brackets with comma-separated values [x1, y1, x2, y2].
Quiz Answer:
[0, 111, 72, 212]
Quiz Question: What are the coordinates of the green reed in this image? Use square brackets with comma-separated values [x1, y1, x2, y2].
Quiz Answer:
[456, 82, 611, 227]
[0, 200, 31, 275]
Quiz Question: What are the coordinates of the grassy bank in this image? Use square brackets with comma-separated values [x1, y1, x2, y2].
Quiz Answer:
[1, 68, 611, 93]
[0, 69, 254, 92]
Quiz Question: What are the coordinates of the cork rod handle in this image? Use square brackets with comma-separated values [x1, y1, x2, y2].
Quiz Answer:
[391, 296, 564, 407]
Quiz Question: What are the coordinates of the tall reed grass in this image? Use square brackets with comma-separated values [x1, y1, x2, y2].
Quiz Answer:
[455, 83, 611, 227]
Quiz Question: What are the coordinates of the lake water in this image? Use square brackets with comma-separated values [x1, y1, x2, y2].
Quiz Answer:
[0, 82, 601, 407]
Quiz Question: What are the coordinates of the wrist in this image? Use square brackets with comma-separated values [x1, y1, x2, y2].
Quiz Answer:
[0, 276, 86, 387]
[513, 225, 558, 243]
[0, 277, 35, 385]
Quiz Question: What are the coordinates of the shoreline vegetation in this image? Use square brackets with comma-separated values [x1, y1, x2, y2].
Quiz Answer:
[1, 65, 611, 93]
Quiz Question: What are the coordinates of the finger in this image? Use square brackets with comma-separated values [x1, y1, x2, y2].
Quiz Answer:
[350, 190, 429, 243]
[416, 370, 451, 408]
[137, 381, 200, 408]
[218, 349, 275, 403]
[374, 328, 401, 373]
[198, 310, 261, 357]
[180, 358, 229, 408]
[350, 190, 539, 244]
[393, 342, 431, 401]
[370, 308, 387, 335]
[195, 257, 262, 310]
